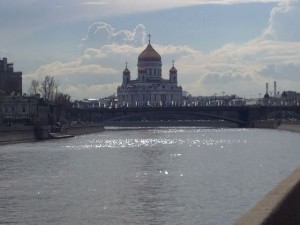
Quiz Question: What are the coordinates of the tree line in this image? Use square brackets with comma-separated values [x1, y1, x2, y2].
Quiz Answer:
[28, 75, 70, 103]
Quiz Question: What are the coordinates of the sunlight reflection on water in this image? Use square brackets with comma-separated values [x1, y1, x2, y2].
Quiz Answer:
[66, 128, 248, 150]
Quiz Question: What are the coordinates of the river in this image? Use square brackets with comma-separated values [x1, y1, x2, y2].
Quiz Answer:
[0, 127, 299, 225]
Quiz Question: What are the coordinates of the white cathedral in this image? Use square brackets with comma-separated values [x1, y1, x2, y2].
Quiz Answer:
[117, 37, 183, 107]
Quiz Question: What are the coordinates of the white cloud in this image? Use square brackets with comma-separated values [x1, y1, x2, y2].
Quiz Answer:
[263, 0, 300, 41]
[80, 22, 147, 48]
[23, 55, 119, 98]
[182, 39, 300, 96]
[65, 83, 118, 100]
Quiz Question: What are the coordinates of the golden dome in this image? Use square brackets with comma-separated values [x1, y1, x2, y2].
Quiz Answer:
[138, 43, 161, 62]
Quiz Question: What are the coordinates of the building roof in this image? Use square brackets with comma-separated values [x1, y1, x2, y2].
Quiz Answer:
[123, 67, 130, 74]
[170, 65, 177, 73]
[138, 43, 161, 62]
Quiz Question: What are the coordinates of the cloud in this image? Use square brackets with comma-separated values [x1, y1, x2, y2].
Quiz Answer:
[263, 0, 300, 41]
[24, 35, 300, 99]
[65, 83, 119, 100]
[0, 0, 278, 28]
[174, 37, 300, 96]
[0, 0, 279, 47]
[23, 0, 300, 100]
[260, 63, 300, 81]
[202, 73, 251, 84]
[23, 55, 119, 98]
[80, 22, 147, 48]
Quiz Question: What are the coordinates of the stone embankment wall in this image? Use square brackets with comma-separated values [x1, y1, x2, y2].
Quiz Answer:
[65, 124, 105, 135]
[234, 167, 300, 225]
[278, 121, 300, 132]
[0, 125, 36, 145]
[253, 120, 280, 129]
[0, 124, 105, 145]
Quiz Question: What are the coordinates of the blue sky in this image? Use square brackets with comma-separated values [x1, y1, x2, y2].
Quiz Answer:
[1, 0, 300, 99]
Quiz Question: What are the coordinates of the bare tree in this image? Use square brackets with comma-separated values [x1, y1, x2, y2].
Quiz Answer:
[40, 75, 57, 101]
[29, 79, 39, 95]
[55, 92, 72, 122]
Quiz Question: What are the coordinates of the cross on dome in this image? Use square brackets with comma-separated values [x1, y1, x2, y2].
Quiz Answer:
[138, 34, 161, 62]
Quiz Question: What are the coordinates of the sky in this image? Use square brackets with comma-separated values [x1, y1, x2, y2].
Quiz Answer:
[1, 0, 300, 99]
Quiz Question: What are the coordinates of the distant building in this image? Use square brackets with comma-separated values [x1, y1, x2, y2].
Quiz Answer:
[183, 95, 245, 107]
[73, 98, 101, 109]
[0, 94, 40, 125]
[117, 37, 182, 107]
[72, 95, 119, 109]
[0, 58, 22, 95]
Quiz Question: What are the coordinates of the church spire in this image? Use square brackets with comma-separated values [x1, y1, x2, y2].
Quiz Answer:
[148, 33, 151, 44]
[123, 61, 130, 74]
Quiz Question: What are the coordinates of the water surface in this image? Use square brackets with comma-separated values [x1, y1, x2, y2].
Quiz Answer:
[0, 128, 299, 225]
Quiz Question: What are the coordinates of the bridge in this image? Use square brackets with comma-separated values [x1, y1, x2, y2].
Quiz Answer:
[69, 105, 300, 128]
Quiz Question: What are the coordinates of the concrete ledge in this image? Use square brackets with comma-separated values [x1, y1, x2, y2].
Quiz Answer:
[278, 122, 300, 133]
[234, 167, 300, 225]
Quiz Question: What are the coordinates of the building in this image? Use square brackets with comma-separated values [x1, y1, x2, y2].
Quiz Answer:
[0, 94, 40, 125]
[117, 37, 182, 107]
[0, 58, 22, 95]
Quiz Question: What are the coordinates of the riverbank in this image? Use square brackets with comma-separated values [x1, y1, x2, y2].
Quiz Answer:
[0, 123, 105, 145]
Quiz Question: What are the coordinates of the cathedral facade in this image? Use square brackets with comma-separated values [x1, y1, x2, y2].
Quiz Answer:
[117, 39, 182, 107]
